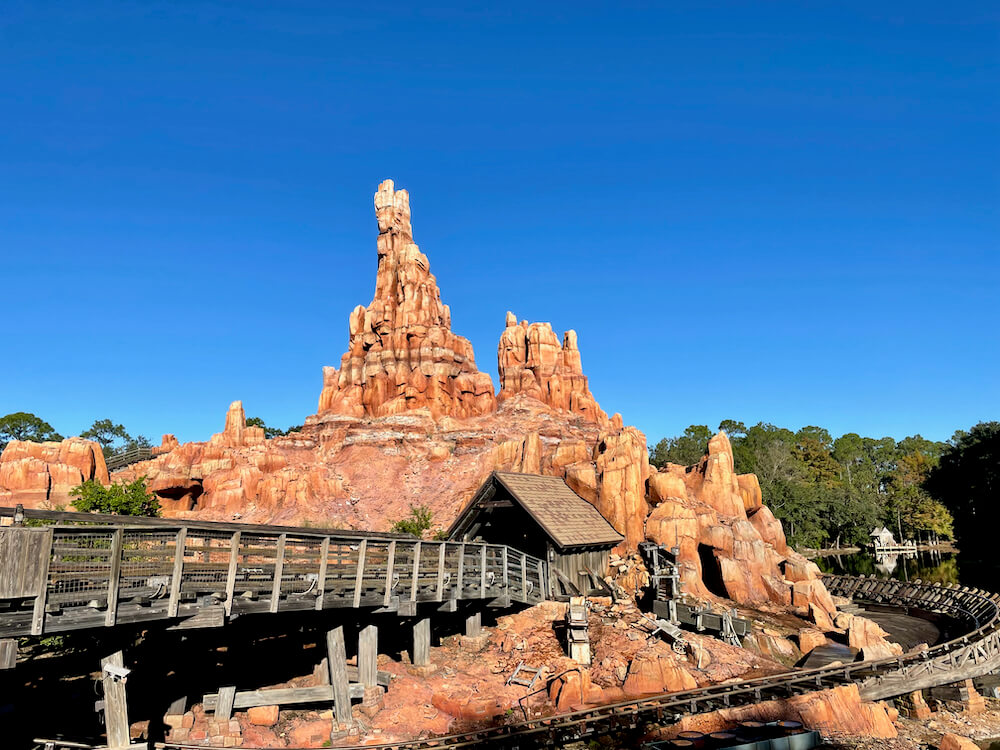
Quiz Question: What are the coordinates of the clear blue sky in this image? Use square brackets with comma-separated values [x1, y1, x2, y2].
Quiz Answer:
[2, 2, 997, 446]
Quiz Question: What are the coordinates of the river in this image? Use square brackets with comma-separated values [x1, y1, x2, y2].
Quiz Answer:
[813, 548, 999, 593]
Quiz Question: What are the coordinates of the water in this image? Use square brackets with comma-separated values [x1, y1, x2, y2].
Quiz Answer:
[813, 548, 999, 593]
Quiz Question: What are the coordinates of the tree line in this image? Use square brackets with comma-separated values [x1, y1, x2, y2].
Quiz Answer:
[0, 411, 301, 456]
[650, 421, 999, 551]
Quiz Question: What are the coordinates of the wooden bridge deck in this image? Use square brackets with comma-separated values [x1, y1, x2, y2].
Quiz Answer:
[0, 507, 547, 638]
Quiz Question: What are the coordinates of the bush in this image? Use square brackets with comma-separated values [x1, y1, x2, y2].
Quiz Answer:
[391, 505, 433, 538]
[71, 477, 160, 517]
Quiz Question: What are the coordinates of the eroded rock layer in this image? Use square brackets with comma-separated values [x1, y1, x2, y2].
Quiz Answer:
[497, 313, 607, 424]
[316, 180, 495, 420]
[0, 437, 108, 507]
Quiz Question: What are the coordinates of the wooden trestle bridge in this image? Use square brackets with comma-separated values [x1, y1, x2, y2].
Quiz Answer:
[4, 508, 1000, 750]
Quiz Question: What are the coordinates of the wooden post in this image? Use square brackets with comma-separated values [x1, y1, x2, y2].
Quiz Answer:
[224, 531, 241, 617]
[352, 540, 367, 608]
[383, 541, 397, 607]
[216, 685, 236, 720]
[30, 527, 53, 635]
[465, 611, 482, 638]
[105, 528, 124, 627]
[326, 626, 352, 725]
[520, 553, 528, 603]
[315, 536, 330, 611]
[0, 639, 16, 669]
[410, 541, 421, 602]
[457, 543, 465, 599]
[536, 559, 546, 600]
[501, 545, 509, 591]
[436, 543, 446, 602]
[100, 651, 130, 749]
[413, 617, 431, 667]
[269, 533, 287, 613]
[480, 545, 487, 596]
[168, 528, 187, 618]
[359, 623, 378, 688]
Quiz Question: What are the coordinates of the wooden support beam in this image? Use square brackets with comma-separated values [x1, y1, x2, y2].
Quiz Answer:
[480, 545, 487, 596]
[413, 617, 431, 667]
[501, 546, 509, 591]
[105, 528, 124, 627]
[410, 541, 421, 602]
[536, 559, 547, 600]
[100, 651, 130, 749]
[436, 543, 446, 602]
[383, 541, 397, 608]
[0, 638, 16, 669]
[457, 543, 465, 599]
[315, 537, 329, 611]
[168, 528, 187, 618]
[327, 626, 352, 725]
[359, 623, 378, 688]
[30, 527, 53, 635]
[352, 540, 367, 609]
[205, 683, 369, 710]
[216, 686, 236, 721]
[520, 553, 528, 603]
[224, 531, 241, 617]
[465, 611, 482, 638]
[269, 533, 287, 614]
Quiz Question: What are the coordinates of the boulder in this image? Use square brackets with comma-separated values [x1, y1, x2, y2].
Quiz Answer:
[0, 437, 109, 508]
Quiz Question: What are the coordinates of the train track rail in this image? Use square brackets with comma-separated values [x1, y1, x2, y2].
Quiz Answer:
[146, 575, 1000, 750]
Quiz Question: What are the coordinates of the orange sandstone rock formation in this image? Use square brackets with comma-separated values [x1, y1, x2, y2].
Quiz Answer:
[316, 179, 495, 420]
[497, 313, 607, 423]
[0, 437, 109, 507]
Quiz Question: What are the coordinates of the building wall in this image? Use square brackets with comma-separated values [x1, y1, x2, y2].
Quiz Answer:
[549, 546, 610, 598]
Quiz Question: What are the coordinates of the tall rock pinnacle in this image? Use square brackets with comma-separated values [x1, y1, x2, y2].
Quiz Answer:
[317, 180, 496, 419]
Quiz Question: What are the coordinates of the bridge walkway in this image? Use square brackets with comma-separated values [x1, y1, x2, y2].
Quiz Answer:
[0, 507, 547, 641]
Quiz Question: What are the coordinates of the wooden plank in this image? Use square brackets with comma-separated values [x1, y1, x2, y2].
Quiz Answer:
[480, 545, 487, 596]
[359, 624, 378, 688]
[168, 528, 187, 618]
[436, 543, 446, 602]
[100, 651, 130, 749]
[0, 638, 16, 669]
[352, 540, 367, 609]
[520, 553, 527, 603]
[327, 626, 351, 725]
[383, 540, 397, 608]
[269, 533, 287, 614]
[205, 684, 367, 710]
[413, 617, 431, 667]
[465, 611, 481, 638]
[30, 527, 53, 635]
[216, 686, 236, 721]
[104, 528, 124, 627]
[457, 543, 465, 599]
[224, 531, 241, 617]
[536, 560, 546, 600]
[315, 537, 330, 611]
[410, 541, 421, 602]
[501, 546, 509, 590]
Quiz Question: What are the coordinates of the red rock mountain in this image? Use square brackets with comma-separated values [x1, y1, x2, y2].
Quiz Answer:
[0, 179, 835, 621]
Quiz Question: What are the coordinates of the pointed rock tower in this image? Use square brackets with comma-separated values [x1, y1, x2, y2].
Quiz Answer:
[317, 180, 496, 419]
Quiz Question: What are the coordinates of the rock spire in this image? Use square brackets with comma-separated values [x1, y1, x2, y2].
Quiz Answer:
[317, 180, 496, 419]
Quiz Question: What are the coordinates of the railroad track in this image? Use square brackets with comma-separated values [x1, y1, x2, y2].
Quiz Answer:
[143, 574, 1000, 750]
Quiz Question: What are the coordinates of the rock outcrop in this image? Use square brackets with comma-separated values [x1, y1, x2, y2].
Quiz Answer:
[316, 180, 495, 420]
[0, 437, 109, 507]
[497, 313, 607, 423]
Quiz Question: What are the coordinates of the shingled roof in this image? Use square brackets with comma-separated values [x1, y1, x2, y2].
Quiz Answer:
[450, 471, 623, 550]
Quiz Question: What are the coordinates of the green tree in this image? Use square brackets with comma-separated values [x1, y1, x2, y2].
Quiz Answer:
[0, 412, 63, 451]
[718, 420, 747, 440]
[71, 477, 160, 517]
[246, 416, 299, 439]
[926, 422, 1000, 548]
[391, 505, 434, 537]
[649, 425, 713, 468]
[80, 419, 130, 456]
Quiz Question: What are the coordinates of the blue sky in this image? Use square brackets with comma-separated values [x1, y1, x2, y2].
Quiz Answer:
[2, 1, 997, 446]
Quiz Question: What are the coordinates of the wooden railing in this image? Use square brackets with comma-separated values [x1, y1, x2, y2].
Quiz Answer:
[104, 445, 156, 472]
[0, 508, 547, 638]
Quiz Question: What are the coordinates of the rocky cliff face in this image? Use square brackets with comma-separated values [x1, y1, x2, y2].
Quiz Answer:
[316, 180, 495, 420]
[497, 313, 607, 424]
[0, 437, 108, 507]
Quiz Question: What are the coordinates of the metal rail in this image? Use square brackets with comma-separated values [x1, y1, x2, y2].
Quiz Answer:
[151, 574, 1000, 750]
[0, 510, 547, 637]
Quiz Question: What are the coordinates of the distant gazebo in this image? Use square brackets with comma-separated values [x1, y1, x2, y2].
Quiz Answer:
[869, 526, 897, 549]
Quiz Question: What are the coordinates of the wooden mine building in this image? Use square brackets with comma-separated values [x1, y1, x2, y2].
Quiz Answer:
[447, 472, 623, 599]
